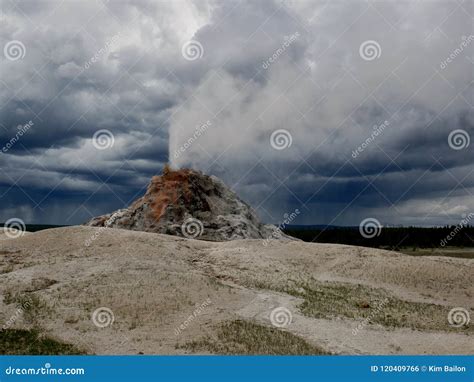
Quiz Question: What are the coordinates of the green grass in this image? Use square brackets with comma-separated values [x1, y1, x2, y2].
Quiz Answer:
[0, 329, 85, 355]
[181, 320, 328, 355]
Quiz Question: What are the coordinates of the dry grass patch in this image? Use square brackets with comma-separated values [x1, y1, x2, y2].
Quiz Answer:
[3, 292, 53, 328]
[181, 320, 328, 355]
[286, 281, 472, 333]
[243, 277, 472, 333]
[0, 329, 85, 355]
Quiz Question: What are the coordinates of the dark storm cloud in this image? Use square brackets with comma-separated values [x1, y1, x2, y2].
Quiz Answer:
[1, 0, 473, 226]
[169, 0, 473, 226]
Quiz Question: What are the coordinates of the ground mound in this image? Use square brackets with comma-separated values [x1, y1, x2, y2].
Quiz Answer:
[1, 227, 472, 355]
[85, 168, 282, 241]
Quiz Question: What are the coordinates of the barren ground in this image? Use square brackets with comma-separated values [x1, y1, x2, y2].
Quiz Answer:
[0, 226, 472, 355]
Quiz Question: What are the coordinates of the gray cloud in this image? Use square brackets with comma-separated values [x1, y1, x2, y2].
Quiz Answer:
[1, 0, 472, 226]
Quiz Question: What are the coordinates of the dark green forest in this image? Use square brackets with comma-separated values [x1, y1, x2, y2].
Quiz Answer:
[284, 226, 474, 249]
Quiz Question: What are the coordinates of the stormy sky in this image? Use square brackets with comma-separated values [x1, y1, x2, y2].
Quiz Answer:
[1, 0, 473, 227]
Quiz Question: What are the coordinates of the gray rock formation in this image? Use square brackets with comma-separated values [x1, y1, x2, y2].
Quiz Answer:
[85, 167, 287, 241]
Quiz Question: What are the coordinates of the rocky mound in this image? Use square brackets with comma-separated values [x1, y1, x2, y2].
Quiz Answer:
[85, 167, 282, 241]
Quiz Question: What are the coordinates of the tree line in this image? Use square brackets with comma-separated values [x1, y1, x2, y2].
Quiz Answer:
[283, 226, 474, 249]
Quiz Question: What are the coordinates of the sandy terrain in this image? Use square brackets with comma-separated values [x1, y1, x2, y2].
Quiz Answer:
[0, 226, 472, 355]
[0, 230, 31, 240]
